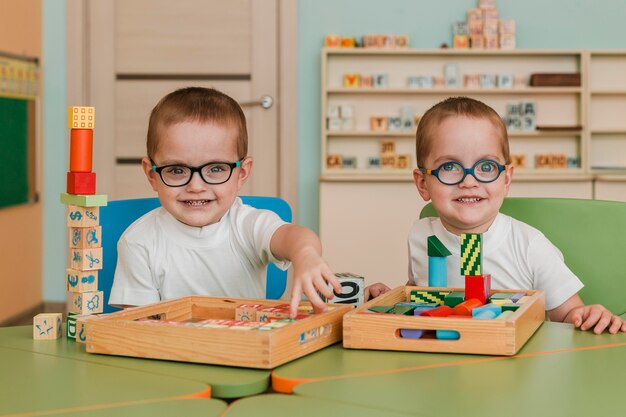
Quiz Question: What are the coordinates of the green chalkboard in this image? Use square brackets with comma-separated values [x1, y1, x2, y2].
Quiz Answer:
[0, 96, 34, 209]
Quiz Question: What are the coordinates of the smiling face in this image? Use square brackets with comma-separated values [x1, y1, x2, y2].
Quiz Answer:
[414, 115, 514, 235]
[142, 120, 252, 227]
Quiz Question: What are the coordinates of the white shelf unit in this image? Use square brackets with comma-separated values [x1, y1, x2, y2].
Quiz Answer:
[321, 48, 591, 180]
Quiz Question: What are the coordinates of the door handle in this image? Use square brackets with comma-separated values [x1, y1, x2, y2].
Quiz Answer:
[239, 95, 274, 109]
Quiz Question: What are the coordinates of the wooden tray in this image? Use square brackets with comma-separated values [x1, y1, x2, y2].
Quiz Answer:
[86, 296, 352, 369]
[343, 286, 545, 356]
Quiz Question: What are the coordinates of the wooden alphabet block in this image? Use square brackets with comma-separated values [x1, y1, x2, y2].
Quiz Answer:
[236, 304, 263, 321]
[379, 139, 396, 155]
[387, 116, 402, 131]
[33, 313, 63, 340]
[510, 154, 527, 169]
[328, 272, 365, 306]
[67, 291, 104, 315]
[470, 35, 485, 49]
[500, 34, 516, 50]
[396, 155, 411, 169]
[66, 205, 99, 227]
[326, 154, 343, 169]
[343, 73, 361, 88]
[66, 313, 77, 340]
[485, 35, 499, 49]
[373, 73, 389, 88]
[67, 171, 96, 195]
[66, 268, 98, 292]
[381, 155, 398, 169]
[453, 35, 470, 49]
[70, 247, 103, 271]
[360, 75, 374, 87]
[499, 20, 516, 34]
[325, 34, 341, 48]
[68, 226, 101, 249]
[394, 35, 409, 48]
[75, 314, 101, 343]
[68, 106, 95, 129]
[535, 153, 567, 169]
[370, 116, 388, 131]
[341, 37, 357, 48]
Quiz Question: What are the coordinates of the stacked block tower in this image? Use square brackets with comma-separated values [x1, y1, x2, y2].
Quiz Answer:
[61, 106, 108, 341]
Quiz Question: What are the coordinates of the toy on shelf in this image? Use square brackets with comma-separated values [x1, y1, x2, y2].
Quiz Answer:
[452, 0, 516, 50]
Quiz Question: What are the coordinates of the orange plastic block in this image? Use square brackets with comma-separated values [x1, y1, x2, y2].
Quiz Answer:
[68, 106, 95, 129]
[70, 129, 93, 172]
[452, 298, 483, 316]
[67, 172, 96, 195]
[419, 305, 453, 317]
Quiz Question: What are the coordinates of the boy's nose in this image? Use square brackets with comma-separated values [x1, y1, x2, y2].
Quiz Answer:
[185, 171, 208, 191]
[459, 172, 480, 187]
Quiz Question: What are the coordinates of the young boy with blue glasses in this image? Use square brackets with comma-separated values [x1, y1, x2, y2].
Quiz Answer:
[110, 87, 341, 316]
[408, 96, 625, 334]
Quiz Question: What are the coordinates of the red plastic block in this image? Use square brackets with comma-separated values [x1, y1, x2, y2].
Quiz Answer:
[70, 129, 93, 172]
[452, 298, 483, 316]
[465, 274, 492, 304]
[67, 172, 96, 195]
[419, 305, 453, 317]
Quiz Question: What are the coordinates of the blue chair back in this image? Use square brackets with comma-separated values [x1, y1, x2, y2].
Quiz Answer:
[99, 196, 292, 313]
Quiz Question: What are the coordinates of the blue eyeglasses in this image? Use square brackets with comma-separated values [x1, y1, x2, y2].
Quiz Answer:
[151, 159, 243, 187]
[419, 159, 510, 185]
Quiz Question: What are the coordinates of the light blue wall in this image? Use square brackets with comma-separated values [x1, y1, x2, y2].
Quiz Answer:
[297, 0, 626, 231]
[42, 0, 67, 301]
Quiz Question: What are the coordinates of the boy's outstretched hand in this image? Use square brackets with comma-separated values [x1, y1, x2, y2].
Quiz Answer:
[365, 283, 391, 301]
[565, 304, 626, 334]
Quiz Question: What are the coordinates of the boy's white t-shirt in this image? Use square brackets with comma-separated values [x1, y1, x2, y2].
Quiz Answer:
[408, 213, 583, 310]
[109, 197, 289, 307]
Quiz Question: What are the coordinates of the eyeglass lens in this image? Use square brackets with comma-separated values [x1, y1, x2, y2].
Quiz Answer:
[160, 163, 233, 186]
[438, 160, 500, 184]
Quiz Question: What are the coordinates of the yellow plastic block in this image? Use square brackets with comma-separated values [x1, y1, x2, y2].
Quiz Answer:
[68, 106, 95, 129]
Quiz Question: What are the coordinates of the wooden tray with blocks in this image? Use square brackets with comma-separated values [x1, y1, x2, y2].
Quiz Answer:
[343, 286, 545, 356]
[85, 296, 352, 369]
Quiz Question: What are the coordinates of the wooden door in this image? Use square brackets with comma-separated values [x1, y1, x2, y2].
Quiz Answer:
[68, 0, 285, 200]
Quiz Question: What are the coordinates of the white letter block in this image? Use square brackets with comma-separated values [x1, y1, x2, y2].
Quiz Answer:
[67, 291, 104, 315]
[328, 273, 365, 306]
[70, 247, 103, 271]
[33, 313, 63, 340]
[66, 205, 100, 227]
[69, 226, 102, 249]
[66, 268, 99, 292]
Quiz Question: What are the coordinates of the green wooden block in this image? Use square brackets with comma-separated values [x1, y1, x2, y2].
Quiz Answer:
[427, 235, 451, 257]
[444, 291, 465, 307]
[502, 303, 520, 312]
[410, 290, 450, 305]
[460, 233, 482, 276]
[391, 305, 416, 315]
[490, 292, 512, 300]
[60, 192, 108, 207]
[66, 313, 77, 340]
[367, 305, 395, 313]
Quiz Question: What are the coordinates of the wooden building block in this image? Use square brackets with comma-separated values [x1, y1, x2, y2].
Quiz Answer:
[69, 129, 94, 172]
[67, 290, 104, 315]
[69, 226, 102, 249]
[343, 73, 361, 88]
[328, 272, 365, 306]
[70, 247, 103, 271]
[67, 171, 96, 195]
[453, 35, 470, 49]
[326, 154, 343, 169]
[66, 205, 100, 227]
[76, 315, 101, 344]
[235, 304, 263, 321]
[68, 106, 95, 129]
[324, 34, 341, 48]
[452, 298, 483, 316]
[33, 313, 63, 340]
[396, 155, 411, 169]
[60, 193, 108, 207]
[66, 268, 98, 292]
[465, 274, 492, 304]
[66, 313, 77, 340]
[461, 233, 482, 276]
[409, 290, 449, 305]
[443, 291, 465, 308]
[341, 37, 356, 48]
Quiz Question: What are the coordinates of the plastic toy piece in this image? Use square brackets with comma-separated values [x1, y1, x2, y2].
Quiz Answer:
[67, 171, 96, 195]
[427, 235, 451, 257]
[419, 305, 453, 317]
[460, 233, 482, 276]
[436, 330, 460, 340]
[400, 329, 426, 339]
[465, 274, 491, 304]
[472, 303, 502, 319]
[452, 298, 483, 316]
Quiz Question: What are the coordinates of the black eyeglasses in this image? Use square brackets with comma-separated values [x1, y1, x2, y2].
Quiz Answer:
[418, 159, 510, 185]
[151, 159, 243, 187]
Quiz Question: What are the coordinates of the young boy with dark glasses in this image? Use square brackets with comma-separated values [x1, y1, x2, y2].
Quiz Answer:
[408, 96, 625, 334]
[110, 87, 341, 316]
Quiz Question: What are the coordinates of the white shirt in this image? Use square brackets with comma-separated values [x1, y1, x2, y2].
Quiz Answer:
[408, 213, 583, 310]
[109, 197, 289, 306]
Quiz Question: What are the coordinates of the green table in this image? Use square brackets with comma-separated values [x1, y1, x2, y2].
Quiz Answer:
[272, 321, 626, 393]
[30, 399, 226, 417]
[0, 347, 212, 416]
[222, 393, 424, 417]
[0, 326, 270, 398]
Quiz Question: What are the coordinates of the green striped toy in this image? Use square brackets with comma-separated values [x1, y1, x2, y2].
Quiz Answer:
[460, 233, 482, 276]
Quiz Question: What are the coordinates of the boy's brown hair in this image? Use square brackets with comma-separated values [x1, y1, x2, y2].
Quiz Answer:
[147, 87, 248, 160]
[415, 96, 510, 166]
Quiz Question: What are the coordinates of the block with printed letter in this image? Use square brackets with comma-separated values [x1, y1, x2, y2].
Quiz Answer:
[67, 172, 96, 195]
[465, 274, 492, 304]
[68, 106, 95, 129]
[33, 313, 63, 340]
[235, 304, 263, 321]
[67, 290, 104, 315]
[61, 193, 108, 207]
[343, 73, 361, 88]
[370, 116, 388, 131]
[66, 205, 100, 227]
[66, 313, 77, 340]
[68, 226, 102, 249]
[460, 233, 482, 276]
[70, 247, 103, 271]
[75, 314, 101, 344]
[66, 268, 98, 292]
[327, 272, 365, 306]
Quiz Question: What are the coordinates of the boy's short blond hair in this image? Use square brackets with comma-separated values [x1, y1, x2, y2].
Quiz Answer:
[147, 87, 248, 160]
[415, 96, 510, 166]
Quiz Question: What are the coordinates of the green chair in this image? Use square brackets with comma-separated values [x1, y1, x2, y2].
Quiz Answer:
[420, 197, 626, 315]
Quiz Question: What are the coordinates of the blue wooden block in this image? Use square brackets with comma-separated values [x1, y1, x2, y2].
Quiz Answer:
[436, 329, 460, 340]
[428, 256, 447, 287]
[472, 303, 502, 319]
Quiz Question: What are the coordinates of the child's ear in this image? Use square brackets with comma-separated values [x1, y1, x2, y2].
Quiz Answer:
[413, 168, 431, 201]
[142, 157, 159, 192]
[503, 164, 514, 195]
[236, 157, 253, 189]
